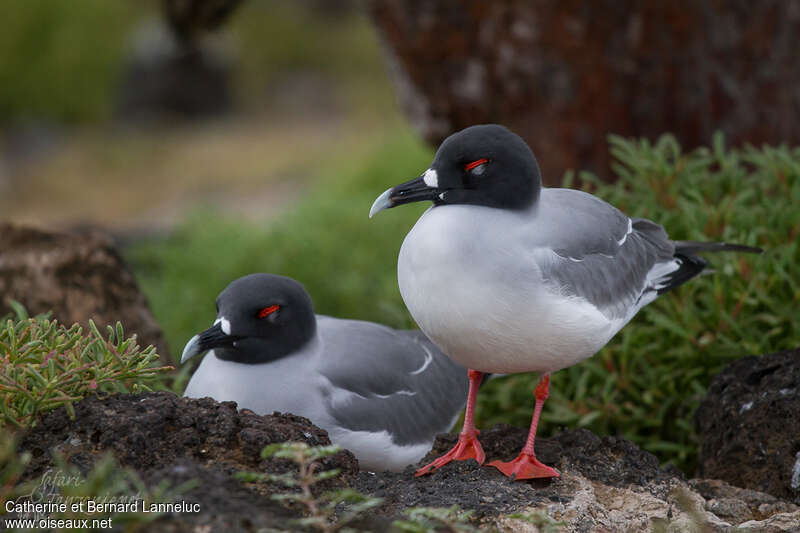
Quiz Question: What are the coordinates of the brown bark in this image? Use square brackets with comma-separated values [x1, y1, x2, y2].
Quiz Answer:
[370, 1, 800, 182]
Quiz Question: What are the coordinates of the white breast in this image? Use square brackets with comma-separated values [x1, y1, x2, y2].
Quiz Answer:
[183, 342, 326, 418]
[398, 205, 619, 374]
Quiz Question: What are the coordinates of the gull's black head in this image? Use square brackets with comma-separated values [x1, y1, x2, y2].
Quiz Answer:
[181, 273, 316, 365]
[369, 124, 542, 217]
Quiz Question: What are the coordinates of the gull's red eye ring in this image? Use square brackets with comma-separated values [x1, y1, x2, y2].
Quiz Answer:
[464, 158, 488, 171]
[258, 305, 280, 319]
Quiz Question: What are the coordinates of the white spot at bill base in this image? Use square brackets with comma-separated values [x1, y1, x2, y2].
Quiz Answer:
[423, 168, 438, 188]
[220, 317, 231, 335]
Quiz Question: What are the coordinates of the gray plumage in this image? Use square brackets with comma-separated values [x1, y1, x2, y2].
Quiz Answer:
[316, 323, 468, 446]
[391, 186, 760, 374]
[529, 189, 676, 320]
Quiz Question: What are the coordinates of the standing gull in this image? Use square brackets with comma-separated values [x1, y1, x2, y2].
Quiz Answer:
[181, 273, 470, 471]
[370, 124, 761, 480]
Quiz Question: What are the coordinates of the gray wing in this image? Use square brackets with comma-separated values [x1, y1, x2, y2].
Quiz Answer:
[532, 189, 677, 319]
[316, 318, 469, 446]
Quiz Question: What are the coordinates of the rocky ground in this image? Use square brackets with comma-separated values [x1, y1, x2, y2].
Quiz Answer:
[10, 390, 800, 532]
[695, 347, 800, 505]
[16, 393, 359, 533]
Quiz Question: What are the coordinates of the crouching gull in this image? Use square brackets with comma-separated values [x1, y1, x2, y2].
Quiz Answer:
[180, 273, 470, 472]
[369, 124, 762, 480]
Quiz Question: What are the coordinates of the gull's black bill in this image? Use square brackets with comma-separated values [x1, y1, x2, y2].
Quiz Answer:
[369, 175, 440, 218]
[180, 322, 241, 363]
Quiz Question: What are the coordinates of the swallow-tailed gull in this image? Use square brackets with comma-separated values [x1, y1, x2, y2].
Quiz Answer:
[181, 273, 470, 471]
[369, 124, 762, 480]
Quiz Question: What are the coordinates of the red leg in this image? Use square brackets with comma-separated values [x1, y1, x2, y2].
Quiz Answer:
[415, 369, 486, 477]
[488, 373, 560, 481]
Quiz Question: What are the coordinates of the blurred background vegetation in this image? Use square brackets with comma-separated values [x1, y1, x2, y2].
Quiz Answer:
[1, 0, 797, 475]
[1, 0, 404, 229]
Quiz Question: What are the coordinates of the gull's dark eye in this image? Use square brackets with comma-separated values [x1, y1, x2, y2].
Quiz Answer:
[464, 158, 488, 175]
[257, 305, 280, 319]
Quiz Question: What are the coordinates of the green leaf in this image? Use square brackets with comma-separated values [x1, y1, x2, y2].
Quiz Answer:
[8, 300, 29, 320]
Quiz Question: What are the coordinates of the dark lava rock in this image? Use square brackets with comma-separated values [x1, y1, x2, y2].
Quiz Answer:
[19, 392, 357, 487]
[370, 1, 800, 182]
[16, 392, 359, 532]
[12, 392, 800, 531]
[0, 223, 167, 357]
[695, 347, 800, 505]
[354, 425, 680, 518]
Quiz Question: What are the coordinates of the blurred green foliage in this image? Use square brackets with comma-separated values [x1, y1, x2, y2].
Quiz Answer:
[0, 1, 388, 124]
[128, 132, 798, 474]
[0, 0, 142, 123]
[394, 505, 480, 533]
[0, 433, 33, 513]
[232, 2, 392, 110]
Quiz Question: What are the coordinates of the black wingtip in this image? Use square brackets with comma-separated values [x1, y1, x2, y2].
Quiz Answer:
[673, 241, 763, 255]
[656, 254, 708, 295]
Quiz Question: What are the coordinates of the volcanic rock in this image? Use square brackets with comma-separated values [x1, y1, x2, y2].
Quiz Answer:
[0, 222, 167, 356]
[11, 392, 800, 532]
[695, 347, 800, 505]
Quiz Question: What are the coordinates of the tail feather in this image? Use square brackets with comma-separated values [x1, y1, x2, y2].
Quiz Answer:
[655, 240, 762, 296]
[673, 241, 763, 255]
